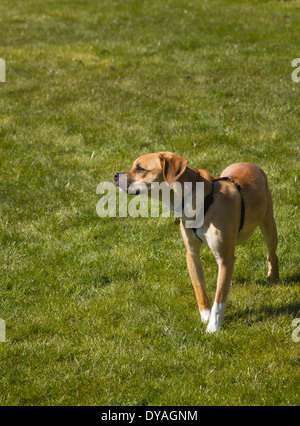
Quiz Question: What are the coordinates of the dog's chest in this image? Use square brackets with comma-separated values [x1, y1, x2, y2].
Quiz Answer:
[193, 225, 208, 245]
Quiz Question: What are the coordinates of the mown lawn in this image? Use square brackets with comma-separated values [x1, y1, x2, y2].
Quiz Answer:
[0, 0, 299, 406]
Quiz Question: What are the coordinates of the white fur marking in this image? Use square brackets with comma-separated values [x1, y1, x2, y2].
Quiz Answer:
[206, 302, 227, 333]
[200, 309, 211, 324]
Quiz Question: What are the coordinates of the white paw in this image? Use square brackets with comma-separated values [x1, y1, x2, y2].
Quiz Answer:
[200, 309, 211, 324]
[206, 302, 226, 333]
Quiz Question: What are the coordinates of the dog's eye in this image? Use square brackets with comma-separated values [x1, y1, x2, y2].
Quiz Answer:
[135, 166, 146, 173]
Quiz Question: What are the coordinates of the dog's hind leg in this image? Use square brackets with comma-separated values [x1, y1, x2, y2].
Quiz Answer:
[259, 190, 279, 283]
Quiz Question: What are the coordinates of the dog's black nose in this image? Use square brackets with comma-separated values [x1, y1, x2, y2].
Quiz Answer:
[114, 172, 119, 183]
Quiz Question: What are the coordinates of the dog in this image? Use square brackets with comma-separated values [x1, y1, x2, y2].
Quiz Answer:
[114, 152, 279, 333]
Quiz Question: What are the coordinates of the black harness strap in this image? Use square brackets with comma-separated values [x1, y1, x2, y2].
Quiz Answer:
[213, 177, 245, 231]
[192, 176, 245, 240]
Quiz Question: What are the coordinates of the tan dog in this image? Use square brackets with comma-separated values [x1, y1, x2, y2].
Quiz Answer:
[114, 152, 279, 332]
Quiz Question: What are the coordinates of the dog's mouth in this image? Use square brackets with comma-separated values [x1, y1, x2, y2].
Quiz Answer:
[120, 187, 141, 195]
[114, 172, 152, 196]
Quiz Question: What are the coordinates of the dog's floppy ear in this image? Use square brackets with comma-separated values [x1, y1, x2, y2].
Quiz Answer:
[159, 153, 188, 185]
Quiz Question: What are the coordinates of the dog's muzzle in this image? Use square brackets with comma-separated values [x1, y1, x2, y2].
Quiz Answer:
[114, 172, 131, 193]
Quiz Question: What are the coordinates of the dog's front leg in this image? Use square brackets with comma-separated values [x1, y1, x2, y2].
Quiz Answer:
[180, 222, 211, 323]
[206, 256, 235, 333]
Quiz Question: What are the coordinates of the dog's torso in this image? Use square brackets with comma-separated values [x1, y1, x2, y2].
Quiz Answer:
[191, 162, 270, 250]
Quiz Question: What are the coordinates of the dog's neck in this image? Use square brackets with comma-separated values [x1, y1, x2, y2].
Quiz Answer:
[169, 166, 213, 219]
[179, 166, 213, 197]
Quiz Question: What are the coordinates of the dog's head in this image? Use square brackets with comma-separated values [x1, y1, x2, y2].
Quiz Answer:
[114, 152, 188, 194]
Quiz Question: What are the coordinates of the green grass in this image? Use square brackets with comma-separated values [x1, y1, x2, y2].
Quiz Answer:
[0, 0, 299, 406]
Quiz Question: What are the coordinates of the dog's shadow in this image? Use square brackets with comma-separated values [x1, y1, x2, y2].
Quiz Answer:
[280, 271, 300, 285]
[229, 272, 300, 324]
[235, 270, 300, 287]
[226, 301, 300, 326]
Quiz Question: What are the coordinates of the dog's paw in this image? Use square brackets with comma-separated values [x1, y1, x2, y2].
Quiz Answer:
[206, 319, 222, 334]
[206, 302, 226, 334]
[267, 274, 279, 284]
[200, 309, 211, 324]
[206, 324, 218, 334]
